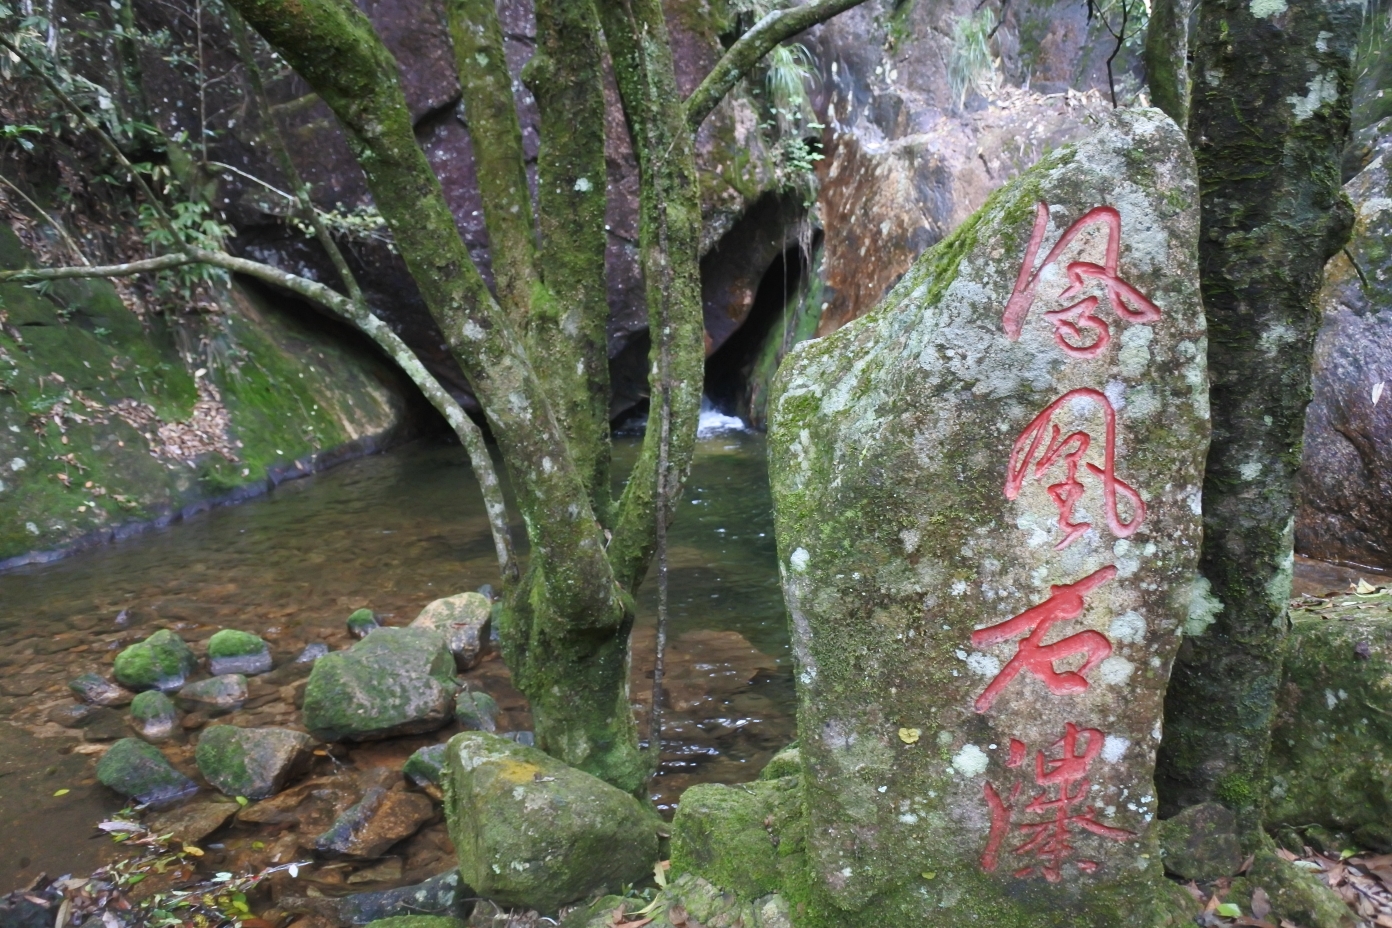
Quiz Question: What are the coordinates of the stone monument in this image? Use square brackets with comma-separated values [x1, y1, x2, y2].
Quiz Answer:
[766, 107, 1208, 926]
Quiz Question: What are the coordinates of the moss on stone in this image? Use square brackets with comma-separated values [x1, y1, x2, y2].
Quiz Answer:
[96, 737, 197, 804]
[302, 626, 456, 741]
[129, 689, 176, 723]
[206, 629, 267, 659]
[113, 629, 197, 692]
[671, 776, 806, 901]
[362, 918, 464, 928]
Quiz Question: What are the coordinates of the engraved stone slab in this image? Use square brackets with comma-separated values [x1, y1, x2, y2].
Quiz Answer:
[767, 108, 1208, 926]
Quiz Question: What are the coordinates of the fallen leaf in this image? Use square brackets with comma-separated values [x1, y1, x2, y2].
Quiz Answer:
[1238, 852, 1256, 875]
[1358, 579, 1378, 595]
[52, 789, 69, 797]
[898, 727, 921, 745]
[1217, 902, 1242, 918]
[182, 846, 203, 857]
[922, 871, 937, 880]
[1182, 881, 1205, 904]
[1251, 886, 1271, 919]
[1374, 381, 1385, 406]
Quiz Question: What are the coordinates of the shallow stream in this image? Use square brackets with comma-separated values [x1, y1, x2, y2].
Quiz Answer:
[0, 428, 793, 890]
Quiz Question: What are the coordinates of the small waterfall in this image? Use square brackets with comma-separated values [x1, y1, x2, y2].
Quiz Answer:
[696, 396, 748, 438]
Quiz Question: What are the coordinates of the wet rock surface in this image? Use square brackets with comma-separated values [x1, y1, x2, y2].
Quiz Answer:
[1155, 802, 1243, 882]
[176, 674, 248, 715]
[444, 731, 659, 912]
[411, 593, 492, 671]
[315, 781, 435, 859]
[206, 629, 273, 676]
[96, 738, 198, 806]
[67, 673, 133, 708]
[453, 690, 498, 733]
[766, 109, 1206, 924]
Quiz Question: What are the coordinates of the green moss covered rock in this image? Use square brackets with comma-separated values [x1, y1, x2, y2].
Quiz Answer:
[129, 690, 177, 740]
[96, 737, 197, 805]
[444, 731, 659, 912]
[113, 629, 197, 692]
[347, 608, 380, 638]
[758, 743, 800, 781]
[453, 690, 498, 732]
[206, 629, 272, 676]
[302, 627, 456, 741]
[363, 918, 464, 928]
[403, 743, 448, 787]
[1269, 614, 1392, 849]
[195, 725, 313, 799]
[1154, 802, 1242, 881]
[671, 776, 805, 900]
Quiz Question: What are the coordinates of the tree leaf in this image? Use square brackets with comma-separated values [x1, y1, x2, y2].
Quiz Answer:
[1217, 902, 1241, 917]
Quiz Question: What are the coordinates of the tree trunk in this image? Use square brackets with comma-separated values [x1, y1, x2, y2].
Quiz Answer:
[1156, 0, 1359, 836]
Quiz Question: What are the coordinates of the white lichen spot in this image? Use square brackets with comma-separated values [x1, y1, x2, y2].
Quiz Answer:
[790, 548, 811, 573]
[951, 744, 989, 777]
[950, 579, 969, 596]
[899, 812, 920, 824]
[8, 457, 25, 472]
[1101, 735, 1131, 763]
[1188, 488, 1203, 516]
[1325, 688, 1340, 710]
[1185, 575, 1224, 636]
[25, 521, 38, 535]
[542, 456, 555, 475]
[965, 652, 1001, 677]
[901, 528, 921, 554]
[1125, 385, 1160, 421]
[1105, 380, 1128, 410]
[1361, 197, 1392, 220]
[1240, 460, 1264, 481]
[1287, 72, 1339, 122]
[462, 320, 487, 342]
[1249, 0, 1286, 17]
[1098, 656, 1135, 685]
[1110, 610, 1147, 645]
[573, 177, 592, 192]
[1118, 325, 1154, 377]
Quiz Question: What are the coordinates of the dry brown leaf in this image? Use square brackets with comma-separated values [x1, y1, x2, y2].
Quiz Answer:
[1234, 918, 1277, 928]
[1251, 886, 1272, 919]
[1183, 881, 1206, 904]
[1239, 853, 1256, 875]
[1276, 848, 1299, 862]
[1373, 914, 1392, 927]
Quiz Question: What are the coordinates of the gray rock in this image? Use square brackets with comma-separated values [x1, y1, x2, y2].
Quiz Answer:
[444, 731, 658, 911]
[206, 629, 273, 676]
[500, 731, 534, 747]
[47, 703, 98, 728]
[284, 870, 472, 926]
[453, 690, 498, 733]
[129, 690, 178, 741]
[195, 725, 314, 799]
[68, 672, 134, 707]
[302, 627, 457, 742]
[410, 593, 491, 670]
[766, 110, 1205, 920]
[112, 629, 197, 692]
[96, 737, 198, 805]
[296, 642, 329, 663]
[1156, 802, 1243, 882]
[81, 707, 129, 742]
[175, 675, 247, 714]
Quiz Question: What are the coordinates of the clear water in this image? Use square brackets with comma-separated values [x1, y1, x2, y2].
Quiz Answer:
[0, 431, 793, 886]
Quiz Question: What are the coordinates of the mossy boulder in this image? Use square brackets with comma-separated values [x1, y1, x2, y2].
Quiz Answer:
[444, 731, 659, 912]
[670, 776, 806, 901]
[332, 870, 471, 925]
[206, 629, 272, 676]
[758, 743, 800, 781]
[564, 874, 792, 928]
[453, 690, 498, 732]
[1223, 846, 1359, 928]
[1154, 802, 1243, 881]
[410, 593, 491, 670]
[363, 919, 463, 928]
[347, 609, 380, 638]
[195, 725, 313, 799]
[96, 737, 197, 805]
[1268, 614, 1392, 850]
[129, 690, 178, 741]
[113, 629, 197, 692]
[765, 108, 1205, 926]
[302, 627, 456, 741]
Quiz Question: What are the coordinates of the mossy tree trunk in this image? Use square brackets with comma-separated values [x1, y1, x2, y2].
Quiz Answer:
[1155, 0, 1360, 836]
[221, 0, 863, 795]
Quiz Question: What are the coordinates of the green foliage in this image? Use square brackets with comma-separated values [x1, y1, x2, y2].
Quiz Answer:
[948, 9, 997, 109]
[137, 197, 234, 304]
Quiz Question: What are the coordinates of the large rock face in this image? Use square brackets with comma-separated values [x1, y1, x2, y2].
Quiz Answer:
[766, 109, 1206, 926]
[1297, 120, 1392, 570]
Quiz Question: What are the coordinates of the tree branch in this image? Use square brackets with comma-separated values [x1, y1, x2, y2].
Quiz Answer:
[0, 253, 192, 281]
[683, 0, 868, 132]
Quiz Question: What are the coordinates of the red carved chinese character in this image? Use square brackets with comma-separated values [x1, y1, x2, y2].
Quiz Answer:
[1006, 388, 1146, 549]
[981, 723, 1134, 882]
[1002, 202, 1161, 357]
[970, 565, 1116, 713]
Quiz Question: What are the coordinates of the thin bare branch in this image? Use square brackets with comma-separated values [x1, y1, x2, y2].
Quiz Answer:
[0, 174, 91, 265]
[0, 253, 192, 281]
[684, 0, 868, 132]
